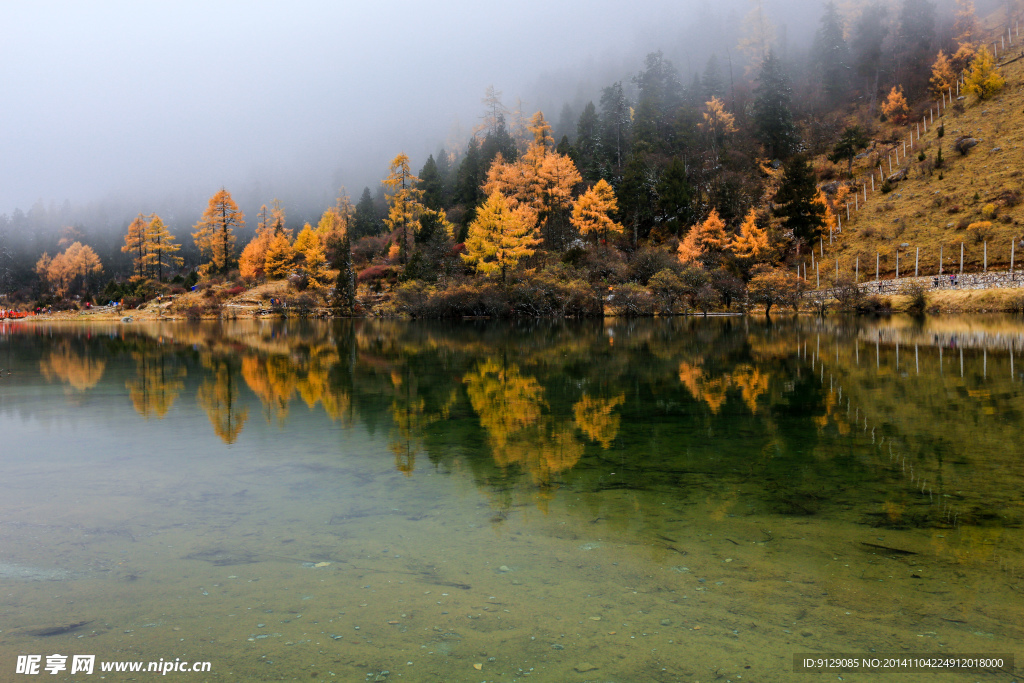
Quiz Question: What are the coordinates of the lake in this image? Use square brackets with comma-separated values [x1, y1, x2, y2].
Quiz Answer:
[0, 316, 1020, 682]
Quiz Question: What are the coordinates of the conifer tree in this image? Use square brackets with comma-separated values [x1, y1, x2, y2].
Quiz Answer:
[930, 51, 956, 98]
[418, 155, 444, 210]
[122, 213, 148, 278]
[811, 2, 849, 104]
[752, 51, 798, 159]
[193, 189, 243, 274]
[656, 157, 694, 234]
[143, 214, 182, 281]
[827, 126, 869, 177]
[264, 231, 294, 280]
[701, 55, 726, 101]
[575, 102, 603, 182]
[462, 191, 538, 282]
[774, 153, 825, 244]
[382, 153, 425, 265]
[880, 86, 910, 123]
[353, 187, 379, 238]
[571, 179, 622, 245]
[599, 82, 630, 177]
[964, 48, 1005, 100]
[730, 208, 770, 261]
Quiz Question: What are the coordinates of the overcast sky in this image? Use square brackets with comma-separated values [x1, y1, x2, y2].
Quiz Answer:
[1, 0, 831, 218]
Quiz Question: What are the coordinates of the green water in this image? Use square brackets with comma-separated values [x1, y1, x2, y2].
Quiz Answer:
[0, 317, 1020, 682]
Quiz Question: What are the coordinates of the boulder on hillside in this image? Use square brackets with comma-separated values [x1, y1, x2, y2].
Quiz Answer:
[954, 136, 979, 155]
[887, 168, 908, 183]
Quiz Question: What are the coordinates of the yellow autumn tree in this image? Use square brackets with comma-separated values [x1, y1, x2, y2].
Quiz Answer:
[263, 230, 295, 280]
[954, 0, 975, 46]
[143, 214, 183, 281]
[239, 205, 274, 280]
[930, 51, 956, 98]
[730, 208, 770, 261]
[382, 153, 425, 265]
[483, 111, 581, 238]
[964, 47, 1005, 100]
[678, 209, 728, 267]
[462, 191, 539, 282]
[122, 213, 148, 277]
[193, 188, 244, 275]
[570, 179, 623, 244]
[951, 42, 976, 74]
[880, 86, 910, 124]
[293, 223, 319, 258]
[39, 242, 103, 298]
[699, 97, 738, 151]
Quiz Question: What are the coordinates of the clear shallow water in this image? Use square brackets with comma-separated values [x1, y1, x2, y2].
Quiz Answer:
[0, 316, 1020, 682]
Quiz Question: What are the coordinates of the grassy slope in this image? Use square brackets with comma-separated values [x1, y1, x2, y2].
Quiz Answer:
[821, 13, 1024, 281]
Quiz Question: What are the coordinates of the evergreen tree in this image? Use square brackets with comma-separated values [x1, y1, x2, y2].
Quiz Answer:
[353, 187, 379, 238]
[434, 149, 453, 206]
[701, 55, 726, 101]
[575, 101, 603, 182]
[827, 125, 869, 177]
[811, 2, 849, 105]
[418, 155, 443, 210]
[480, 115, 518, 168]
[899, 0, 937, 81]
[752, 51, 798, 159]
[851, 3, 889, 98]
[617, 152, 656, 247]
[656, 157, 694, 234]
[774, 153, 824, 244]
[599, 82, 631, 178]
[456, 137, 484, 208]
[631, 51, 682, 151]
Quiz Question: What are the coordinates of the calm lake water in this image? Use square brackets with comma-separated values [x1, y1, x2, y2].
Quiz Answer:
[0, 316, 1020, 682]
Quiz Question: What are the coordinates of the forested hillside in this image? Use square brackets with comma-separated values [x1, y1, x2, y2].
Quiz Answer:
[2, 0, 1020, 316]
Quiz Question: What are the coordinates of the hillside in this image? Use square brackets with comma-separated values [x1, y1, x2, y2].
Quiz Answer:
[820, 12, 1024, 283]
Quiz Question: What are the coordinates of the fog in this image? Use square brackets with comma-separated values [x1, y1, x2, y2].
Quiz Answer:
[2, 0, 875, 224]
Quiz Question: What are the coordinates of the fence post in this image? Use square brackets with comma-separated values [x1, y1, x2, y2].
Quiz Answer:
[915, 247, 919, 277]
[820, 238, 824, 258]
[888, 155, 892, 174]
[847, 203, 850, 222]
[896, 249, 900, 279]
[1012, 239, 1015, 281]
[830, 228, 833, 245]
[855, 193, 859, 210]
[856, 256, 859, 282]
[960, 242, 964, 276]
[863, 184, 867, 202]
[816, 263, 820, 289]
[984, 241, 987, 272]
[871, 175, 875, 192]
[876, 252, 880, 282]
[940, 245, 943, 275]
[836, 259, 839, 283]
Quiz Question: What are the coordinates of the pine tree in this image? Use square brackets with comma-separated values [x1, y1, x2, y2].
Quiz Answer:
[570, 179, 622, 244]
[599, 82, 630, 177]
[418, 155, 443, 210]
[898, 0, 937, 79]
[575, 102, 603, 182]
[827, 126, 869, 177]
[851, 2, 889, 100]
[618, 152, 656, 247]
[456, 137, 483, 208]
[811, 2, 849, 104]
[656, 157, 693, 234]
[701, 55, 726, 101]
[353, 187, 379, 238]
[122, 213, 148, 278]
[774, 153, 825, 244]
[193, 189, 244, 275]
[461, 191, 539, 282]
[143, 214, 182, 281]
[752, 51, 798, 159]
